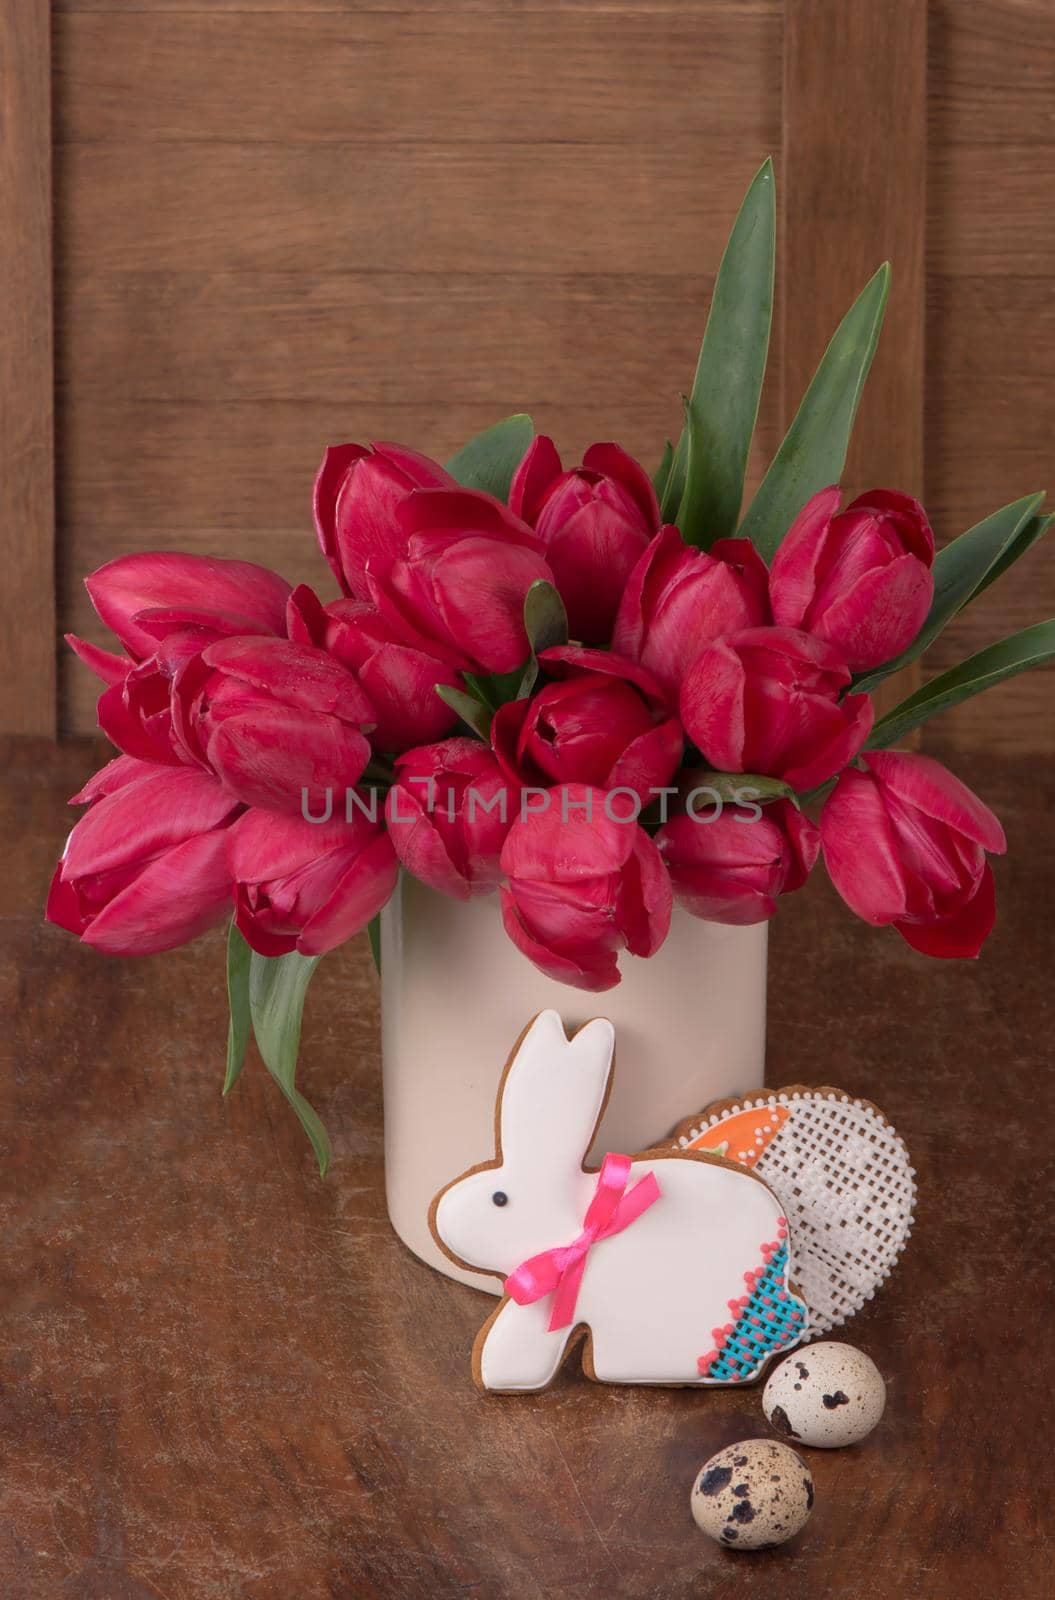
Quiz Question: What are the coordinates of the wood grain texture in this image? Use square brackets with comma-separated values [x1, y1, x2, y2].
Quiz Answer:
[0, 0, 56, 735]
[782, 0, 927, 722]
[925, 0, 1055, 752]
[54, 9, 779, 145]
[56, 141, 776, 277]
[3, 736, 1052, 1597]
[53, 2, 781, 734]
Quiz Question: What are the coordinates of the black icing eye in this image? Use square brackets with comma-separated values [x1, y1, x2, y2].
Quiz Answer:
[492, 1190, 509, 1207]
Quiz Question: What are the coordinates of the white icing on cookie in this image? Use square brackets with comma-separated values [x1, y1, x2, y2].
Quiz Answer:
[431, 1011, 808, 1393]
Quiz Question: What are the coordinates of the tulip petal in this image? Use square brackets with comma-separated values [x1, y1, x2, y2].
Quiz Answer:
[768, 485, 844, 628]
[779, 690, 874, 791]
[65, 633, 130, 686]
[862, 751, 1007, 855]
[608, 716, 684, 803]
[848, 488, 935, 565]
[680, 639, 747, 770]
[385, 785, 474, 900]
[812, 554, 934, 672]
[207, 708, 372, 814]
[509, 435, 562, 523]
[63, 766, 240, 879]
[500, 886, 621, 991]
[86, 553, 291, 657]
[582, 441, 661, 530]
[820, 766, 911, 925]
[397, 488, 542, 549]
[81, 830, 233, 955]
[894, 862, 996, 959]
[313, 443, 370, 591]
[500, 787, 634, 882]
[46, 860, 91, 935]
[227, 805, 384, 883]
[69, 754, 160, 806]
[618, 829, 673, 957]
[200, 637, 376, 727]
[298, 832, 398, 954]
[538, 645, 668, 705]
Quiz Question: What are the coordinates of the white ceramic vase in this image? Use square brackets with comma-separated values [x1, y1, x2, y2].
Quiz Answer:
[380, 874, 769, 1292]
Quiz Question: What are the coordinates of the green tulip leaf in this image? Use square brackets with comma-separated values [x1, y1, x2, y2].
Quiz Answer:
[675, 395, 709, 550]
[435, 682, 492, 741]
[854, 492, 1048, 694]
[248, 949, 330, 1176]
[971, 510, 1052, 602]
[523, 579, 568, 656]
[518, 579, 569, 698]
[445, 413, 534, 502]
[668, 157, 776, 543]
[366, 913, 382, 978]
[685, 771, 800, 810]
[867, 618, 1055, 749]
[739, 263, 890, 561]
[652, 439, 675, 503]
[222, 922, 252, 1096]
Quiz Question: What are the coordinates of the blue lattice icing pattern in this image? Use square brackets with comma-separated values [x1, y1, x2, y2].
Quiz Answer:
[697, 1222, 808, 1383]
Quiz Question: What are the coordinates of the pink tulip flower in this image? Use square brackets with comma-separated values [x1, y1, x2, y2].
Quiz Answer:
[228, 804, 397, 957]
[367, 488, 554, 674]
[172, 636, 377, 814]
[680, 626, 874, 791]
[492, 646, 682, 805]
[71, 552, 293, 764]
[46, 764, 240, 954]
[509, 437, 659, 641]
[820, 751, 1006, 958]
[657, 799, 818, 924]
[287, 584, 459, 753]
[612, 525, 770, 700]
[385, 738, 518, 900]
[313, 441, 454, 600]
[499, 784, 672, 990]
[769, 485, 935, 671]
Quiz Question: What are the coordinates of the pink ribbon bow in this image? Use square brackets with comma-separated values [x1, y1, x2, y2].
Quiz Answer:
[503, 1152, 661, 1332]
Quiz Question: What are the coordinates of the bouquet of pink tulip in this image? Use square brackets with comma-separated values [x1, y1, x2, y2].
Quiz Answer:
[48, 162, 1054, 1169]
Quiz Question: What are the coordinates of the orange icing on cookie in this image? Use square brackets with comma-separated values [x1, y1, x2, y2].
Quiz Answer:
[686, 1104, 791, 1167]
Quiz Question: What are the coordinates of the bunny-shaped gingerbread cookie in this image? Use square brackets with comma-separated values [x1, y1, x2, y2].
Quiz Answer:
[429, 1011, 808, 1393]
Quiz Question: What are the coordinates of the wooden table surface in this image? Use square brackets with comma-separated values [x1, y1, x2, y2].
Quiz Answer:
[2, 736, 1051, 1599]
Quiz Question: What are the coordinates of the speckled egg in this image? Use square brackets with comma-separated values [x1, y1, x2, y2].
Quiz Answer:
[763, 1342, 886, 1448]
[690, 1439, 813, 1551]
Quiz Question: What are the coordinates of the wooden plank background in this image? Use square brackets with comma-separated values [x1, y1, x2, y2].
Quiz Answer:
[0, 0, 55, 736]
[925, 0, 1055, 755]
[51, 0, 783, 733]
[21, 0, 1055, 748]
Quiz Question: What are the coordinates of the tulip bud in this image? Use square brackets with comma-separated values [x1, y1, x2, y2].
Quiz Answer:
[367, 488, 554, 674]
[769, 485, 935, 671]
[385, 739, 518, 900]
[680, 626, 874, 792]
[287, 585, 460, 753]
[313, 441, 454, 600]
[499, 784, 672, 990]
[657, 800, 818, 924]
[228, 804, 397, 957]
[510, 438, 659, 642]
[172, 636, 377, 814]
[820, 751, 1006, 958]
[46, 765, 240, 954]
[493, 648, 682, 805]
[613, 526, 770, 700]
